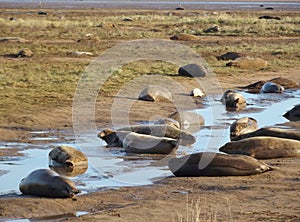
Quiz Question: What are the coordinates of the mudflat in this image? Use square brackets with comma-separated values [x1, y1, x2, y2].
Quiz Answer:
[0, 6, 299, 222]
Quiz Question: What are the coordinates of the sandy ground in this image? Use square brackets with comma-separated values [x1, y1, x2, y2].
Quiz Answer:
[0, 4, 300, 222]
[0, 69, 299, 221]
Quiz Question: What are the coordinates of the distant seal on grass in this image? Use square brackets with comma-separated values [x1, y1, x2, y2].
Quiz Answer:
[226, 57, 268, 69]
[178, 63, 207, 77]
[123, 132, 178, 154]
[170, 33, 200, 41]
[216, 52, 241, 61]
[138, 85, 172, 102]
[284, 104, 300, 121]
[260, 81, 284, 93]
[219, 136, 300, 159]
[19, 169, 79, 199]
[118, 124, 196, 146]
[190, 88, 205, 97]
[232, 127, 300, 141]
[230, 117, 258, 140]
[168, 152, 273, 176]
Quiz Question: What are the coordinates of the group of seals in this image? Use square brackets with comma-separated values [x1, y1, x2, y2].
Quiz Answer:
[19, 146, 87, 198]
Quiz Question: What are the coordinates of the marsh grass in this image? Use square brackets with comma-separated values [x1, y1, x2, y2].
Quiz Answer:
[174, 196, 233, 222]
[0, 8, 299, 122]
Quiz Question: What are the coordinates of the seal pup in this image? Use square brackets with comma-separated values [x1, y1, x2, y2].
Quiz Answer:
[230, 117, 258, 140]
[123, 132, 178, 154]
[97, 129, 130, 147]
[232, 127, 300, 141]
[190, 88, 205, 97]
[168, 152, 272, 176]
[118, 124, 196, 146]
[283, 104, 300, 121]
[219, 136, 300, 159]
[260, 81, 284, 93]
[49, 146, 88, 168]
[19, 169, 79, 199]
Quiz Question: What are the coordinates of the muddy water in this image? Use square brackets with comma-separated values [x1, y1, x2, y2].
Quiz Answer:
[0, 90, 299, 196]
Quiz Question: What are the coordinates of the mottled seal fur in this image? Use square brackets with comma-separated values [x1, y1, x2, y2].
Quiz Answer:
[284, 104, 300, 121]
[260, 81, 284, 93]
[220, 90, 247, 110]
[169, 111, 204, 132]
[219, 136, 300, 159]
[49, 145, 88, 168]
[19, 169, 79, 198]
[123, 132, 178, 154]
[118, 124, 195, 146]
[232, 127, 300, 141]
[230, 117, 258, 140]
[138, 85, 172, 102]
[168, 152, 272, 176]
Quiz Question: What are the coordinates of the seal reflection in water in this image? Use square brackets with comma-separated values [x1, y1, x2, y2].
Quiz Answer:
[168, 152, 272, 176]
[19, 169, 79, 199]
[219, 136, 300, 159]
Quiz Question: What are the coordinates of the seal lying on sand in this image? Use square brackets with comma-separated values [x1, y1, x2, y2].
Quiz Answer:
[219, 136, 300, 159]
[230, 117, 258, 140]
[220, 90, 247, 110]
[284, 104, 300, 121]
[118, 124, 196, 146]
[19, 169, 79, 199]
[154, 118, 180, 129]
[260, 81, 284, 93]
[232, 127, 300, 141]
[123, 132, 178, 154]
[168, 152, 273, 176]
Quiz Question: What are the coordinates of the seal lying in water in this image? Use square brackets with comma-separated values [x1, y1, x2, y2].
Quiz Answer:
[123, 132, 178, 154]
[219, 136, 300, 159]
[168, 152, 273, 176]
[284, 104, 300, 121]
[220, 90, 247, 110]
[49, 146, 88, 168]
[230, 117, 258, 140]
[118, 124, 196, 146]
[98, 129, 130, 147]
[260, 81, 284, 93]
[232, 127, 300, 141]
[19, 169, 79, 199]
[168, 111, 204, 133]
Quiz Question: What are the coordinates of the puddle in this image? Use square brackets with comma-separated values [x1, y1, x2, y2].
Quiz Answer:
[0, 89, 299, 197]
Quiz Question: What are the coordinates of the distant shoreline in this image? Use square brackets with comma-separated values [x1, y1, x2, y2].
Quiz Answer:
[0, 1, 299, 10]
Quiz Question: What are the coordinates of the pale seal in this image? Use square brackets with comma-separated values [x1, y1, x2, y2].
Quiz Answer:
[190, 88, 205, 97]
[123, 132, 178, 154]
[219, 136, 300, 159]
[118, 124, 195, 146]
[260, 81, 284, 93]
[230, 117, 258, 140]
[168, 152, 273, 176]
[19, 169, 79, 199]
[138, 85, 172, 102]
[232, 127, 300, 141]
[168, 111, 204, 132]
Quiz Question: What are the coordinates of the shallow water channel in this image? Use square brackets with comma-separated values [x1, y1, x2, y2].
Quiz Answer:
[0, 89, 299, 196]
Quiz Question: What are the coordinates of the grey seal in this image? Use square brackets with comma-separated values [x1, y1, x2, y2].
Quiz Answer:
[168, 152, 273, 177]
[19, 169, 79, 199]
[260, 81, 284, 93]
[284, 104, 300, 121]
[219, 136, 300, 159]
[230, 117, 258, 140]
[123, 132, 178, 154]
